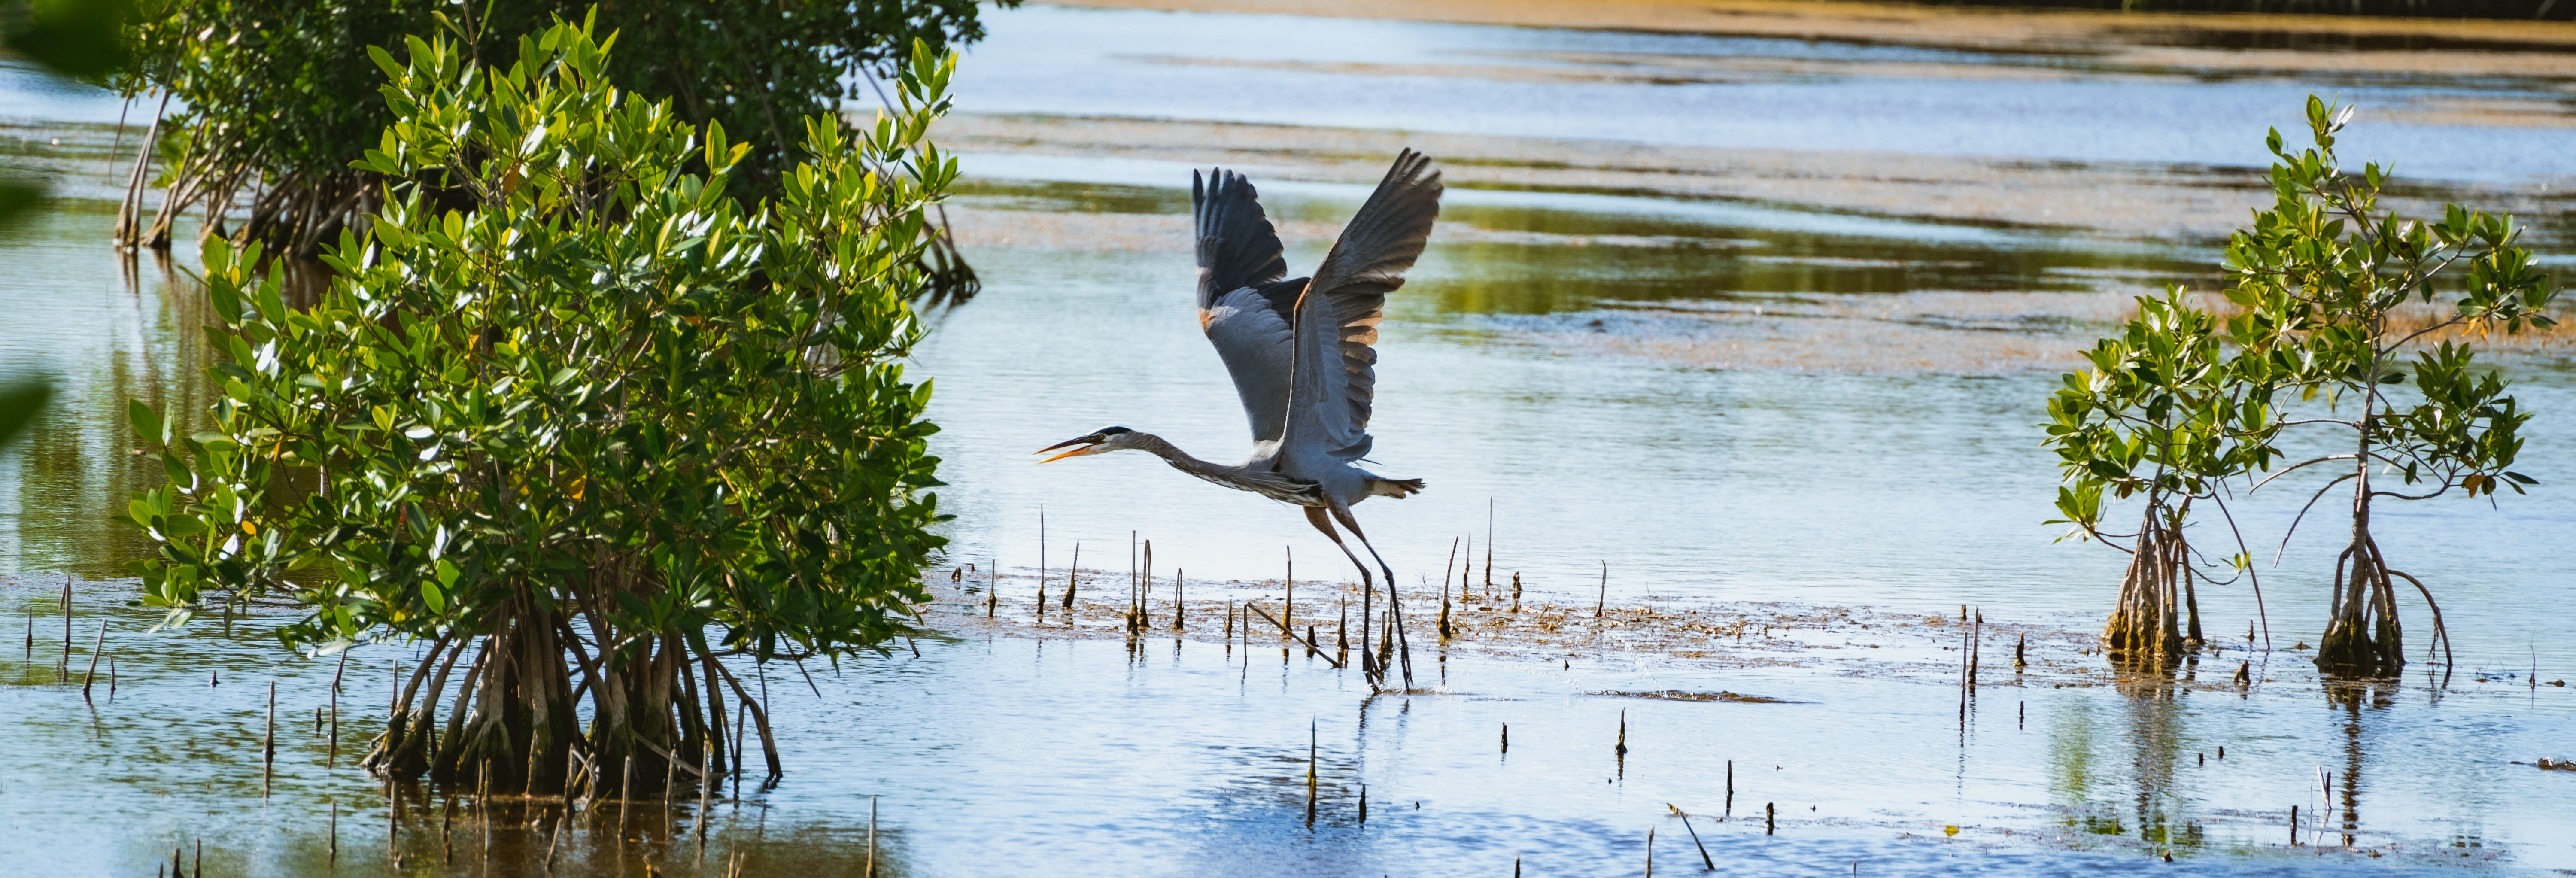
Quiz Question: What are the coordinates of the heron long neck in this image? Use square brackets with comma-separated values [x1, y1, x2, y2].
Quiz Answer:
[1126, 432, 1318, 504]
[1129, 432, 1240, 481]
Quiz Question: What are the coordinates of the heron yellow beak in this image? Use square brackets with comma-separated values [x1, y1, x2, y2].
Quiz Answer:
[1035, 436, 1105, 463]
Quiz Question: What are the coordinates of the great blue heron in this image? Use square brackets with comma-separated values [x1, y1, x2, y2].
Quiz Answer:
[1036, 150, 1442, 685]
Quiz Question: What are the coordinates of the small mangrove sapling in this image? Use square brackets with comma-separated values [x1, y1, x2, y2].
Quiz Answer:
[2046, 288, 2276, 665]
[2225, 98, 2554, 676]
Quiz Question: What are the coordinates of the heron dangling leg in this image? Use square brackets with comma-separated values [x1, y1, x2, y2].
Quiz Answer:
[1304, 506, 1382, 687]
[1330, 501, 1413, 689]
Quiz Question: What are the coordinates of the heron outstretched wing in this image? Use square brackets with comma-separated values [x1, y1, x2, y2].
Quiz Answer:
[1286, 149, 1442, 462]
[1194, 169, 1306, 444]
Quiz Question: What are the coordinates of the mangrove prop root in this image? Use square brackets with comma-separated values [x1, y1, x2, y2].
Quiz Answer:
[360, 593, 752, 796]
[2101, 505, 2194, 667]
[2316, 535, 2415, 677]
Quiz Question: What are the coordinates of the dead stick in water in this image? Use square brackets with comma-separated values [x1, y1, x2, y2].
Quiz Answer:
[1969, 608, 1981, 696]
[1484, 500, 1495, 593]
[1306, 717, 1318, 828]
[1766, 802, 1775, 835]
[263, 680, 276, 796]
[1596, 561, 1607, 618]
[328, 650, 346, 769]
[1062, 541, 1080, 613]
[1957, 620, 1970, 722]
[1679, 811, 1715, 869]
[1336, 599, 1347, 659]
[61, 574, 71, 681]
[1439, 538, 1459, 639]
[1646, 827, 1654, 877]
[1501, 723, 1508, 754]
[1244, 604, 1342, 668]
[1282, 546, 1294, 638]
[1726, 760, 1734, 816]
[865, 795, 878, 878]
[79, 621, 105, 702]
[1173, 568, 1185, 631]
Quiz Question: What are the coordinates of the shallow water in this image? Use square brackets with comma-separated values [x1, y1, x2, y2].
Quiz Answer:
[957, 4, 2576, 182]
[6, 4, 2576, 875]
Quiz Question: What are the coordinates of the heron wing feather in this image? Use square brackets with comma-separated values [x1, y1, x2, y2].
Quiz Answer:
[1193, 168, 1288, 311]
[1193, 168, 1306, 444]
[1202, 280, 1305, 443]
[1288, 150, 1441, 461]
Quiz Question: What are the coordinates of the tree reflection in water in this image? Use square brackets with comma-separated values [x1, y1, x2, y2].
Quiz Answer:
[2323, 680, 2397, 848]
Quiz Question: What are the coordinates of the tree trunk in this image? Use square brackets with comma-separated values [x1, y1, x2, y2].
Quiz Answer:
[2316, 395, 2404, 677]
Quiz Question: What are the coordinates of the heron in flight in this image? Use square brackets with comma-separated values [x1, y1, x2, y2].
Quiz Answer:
[1036, 151, 1442, 684]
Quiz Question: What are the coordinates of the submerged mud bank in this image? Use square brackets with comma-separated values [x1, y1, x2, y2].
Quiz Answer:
[934, 114, 2576, 245]
[915, 567, 2298, 696]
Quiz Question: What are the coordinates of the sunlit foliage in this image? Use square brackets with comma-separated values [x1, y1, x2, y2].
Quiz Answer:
[125, 17, 960, 787]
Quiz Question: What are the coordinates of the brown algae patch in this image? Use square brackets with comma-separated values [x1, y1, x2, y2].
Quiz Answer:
[1592, 689, 1805, 703]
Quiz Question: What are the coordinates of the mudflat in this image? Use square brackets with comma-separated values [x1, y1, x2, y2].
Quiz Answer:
[1051, 0, 2576, 79]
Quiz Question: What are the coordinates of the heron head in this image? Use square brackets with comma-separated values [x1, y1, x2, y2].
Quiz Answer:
[1035, 426, 1137, 463]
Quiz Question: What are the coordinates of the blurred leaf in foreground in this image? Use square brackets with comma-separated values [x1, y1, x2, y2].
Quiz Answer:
[0, 380, 55, 450]
[1, 0, 136, 82]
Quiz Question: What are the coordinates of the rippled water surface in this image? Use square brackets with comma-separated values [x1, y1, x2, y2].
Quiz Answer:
[6, 4, 2576, 876]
